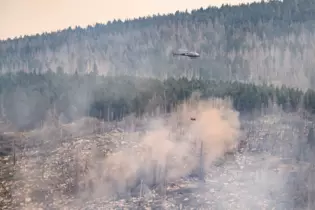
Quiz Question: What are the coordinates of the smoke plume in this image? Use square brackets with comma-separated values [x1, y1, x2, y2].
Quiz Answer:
[78, 96, 241, 198]
[11, 95, 242, 209]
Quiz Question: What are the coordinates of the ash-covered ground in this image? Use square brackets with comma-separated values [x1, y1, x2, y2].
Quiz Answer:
[2, 98, 315, 210]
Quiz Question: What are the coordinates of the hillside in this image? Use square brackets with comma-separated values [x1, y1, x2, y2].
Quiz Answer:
[3, 1, 315, 209]
[2, 97, 315, 209]
[1, 0, 315, 89]
[1, 71, 315, 209]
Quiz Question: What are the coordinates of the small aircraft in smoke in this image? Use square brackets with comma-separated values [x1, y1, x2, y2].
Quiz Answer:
[172, 49, 200, 58]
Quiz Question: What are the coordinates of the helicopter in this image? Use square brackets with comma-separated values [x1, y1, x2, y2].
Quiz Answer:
[172, 49, 200, 58]
[172, 49, 200, 121]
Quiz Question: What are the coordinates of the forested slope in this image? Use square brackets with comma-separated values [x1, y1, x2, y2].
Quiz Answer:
[0, 71, 314, 131]
[1, 0, 315, 89]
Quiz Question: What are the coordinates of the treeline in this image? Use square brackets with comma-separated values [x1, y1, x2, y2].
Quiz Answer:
[0, 71, 314, 131]
[1, 1, 315, 89]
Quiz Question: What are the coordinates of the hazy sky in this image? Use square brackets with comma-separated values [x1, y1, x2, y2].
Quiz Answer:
[0, 0, 257, 40]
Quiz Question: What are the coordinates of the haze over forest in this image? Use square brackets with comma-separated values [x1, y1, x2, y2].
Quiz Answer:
[0, 0, 314, 133]
[1, 0, 315, 90]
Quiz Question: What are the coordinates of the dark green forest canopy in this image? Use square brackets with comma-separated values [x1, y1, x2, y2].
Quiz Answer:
[0, 71, 314, 131]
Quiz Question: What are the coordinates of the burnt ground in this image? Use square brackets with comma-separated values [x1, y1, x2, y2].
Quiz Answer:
[79, 153, 310, 210]
[2, 111, 315, 210]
